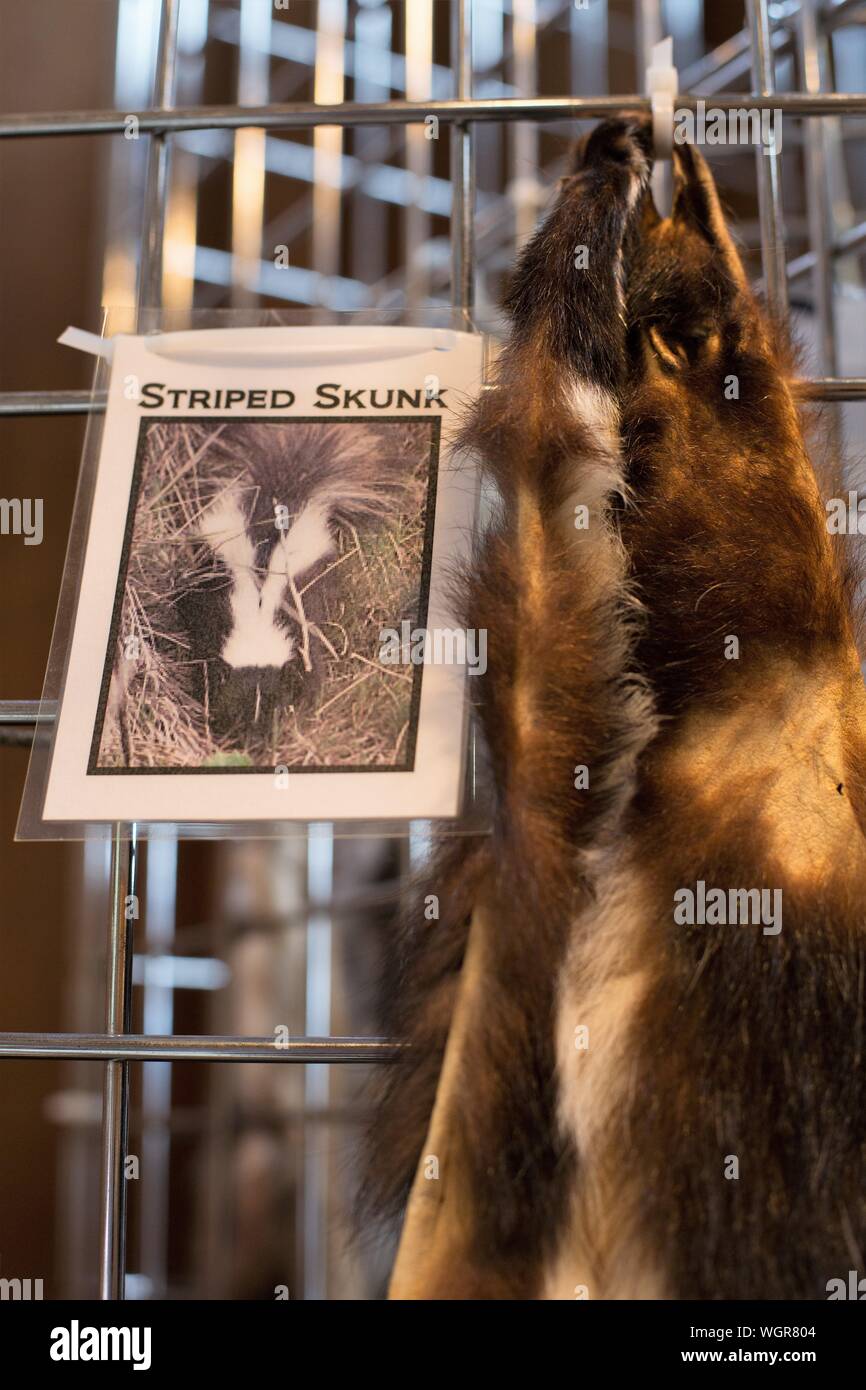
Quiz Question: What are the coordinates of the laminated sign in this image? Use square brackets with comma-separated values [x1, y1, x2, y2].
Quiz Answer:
[39, 325, 484, 825]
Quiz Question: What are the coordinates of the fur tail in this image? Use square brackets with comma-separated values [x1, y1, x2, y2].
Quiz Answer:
[359, 118, 660, 1294]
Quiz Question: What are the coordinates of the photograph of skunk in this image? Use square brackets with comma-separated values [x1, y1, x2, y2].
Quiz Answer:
[90, 418, 435, 772]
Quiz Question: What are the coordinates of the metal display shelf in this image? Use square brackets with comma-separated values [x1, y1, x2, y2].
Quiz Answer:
[2, 0, 864, 1301]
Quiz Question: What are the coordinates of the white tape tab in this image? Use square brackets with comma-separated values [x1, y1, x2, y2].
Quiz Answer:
[647, 36, 678, 159]
[57, 326, 115, 363]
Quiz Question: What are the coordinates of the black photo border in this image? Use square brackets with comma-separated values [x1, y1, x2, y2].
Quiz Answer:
[86, 413, 442, 776]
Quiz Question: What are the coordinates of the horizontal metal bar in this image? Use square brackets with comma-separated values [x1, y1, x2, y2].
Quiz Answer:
[0, 97, 641, 137]
[0, 390, 105, 416]
[0, 700, 52, 724]
[2, 376, 866, 428]
[748, 0, 788, 325]
[0, 1032, 401, 1062]
[0, 700, 51, 745]
[3, 93, 866, 139]
[797, 377, 866, 399]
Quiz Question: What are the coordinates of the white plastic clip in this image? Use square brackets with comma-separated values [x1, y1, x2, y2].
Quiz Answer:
[57, 326, 115, 363]
[647, 36, 678, 159]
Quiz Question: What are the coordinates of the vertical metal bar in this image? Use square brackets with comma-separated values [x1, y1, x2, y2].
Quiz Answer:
[102, 0, 165, 308]
[634, 0, 663, 78]
[99, 0, 178, 1303]
[300, 0, 346, 1297]
[138, 0, 180, 314]
[139, 833, 178, 1298]
[303, 825, 334, 1300]
[510, 0, 538, 250]
[98, 825, 138, 1299]
[312, 0, 348, 283]
[450, 0, 475, 317]
[405, 0, 434, 304]
[746, 0, 789, 323]
[231, 0, 271, 306]
[163, 0, 210, 316]
[635, 0, 671, 213]
[797, 0, 838, 374]
[352, 0, 392, 291]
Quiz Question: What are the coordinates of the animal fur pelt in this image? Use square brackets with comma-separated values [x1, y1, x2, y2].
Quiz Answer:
[359, 117, 866, 1300]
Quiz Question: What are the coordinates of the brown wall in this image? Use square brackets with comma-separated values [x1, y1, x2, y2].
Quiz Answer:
[0, 0, 117, 1295]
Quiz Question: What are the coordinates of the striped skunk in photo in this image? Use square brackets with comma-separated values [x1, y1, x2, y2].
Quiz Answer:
[178, 422, 406, 741]
[360, 117, 866, 1300]
[98, 418, 426, 769]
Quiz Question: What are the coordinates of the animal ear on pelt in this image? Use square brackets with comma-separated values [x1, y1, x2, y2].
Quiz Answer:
[670, 141, 747, 288]
[645, 322, 717, 375]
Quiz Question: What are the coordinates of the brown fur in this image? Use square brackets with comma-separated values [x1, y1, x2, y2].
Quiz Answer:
[360, 118, 866, 1300]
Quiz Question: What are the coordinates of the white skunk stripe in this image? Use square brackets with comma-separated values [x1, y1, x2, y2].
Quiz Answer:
[540, 369, 659, 1299]
[196, 490, 334, 671]
[197, 493, 259, 576]
[546, 858, 664, 1300]
[568, 381, 620, 458]
[277, 498, 334, 581]
[221, 574, 293, 671]
[199, 493, 293, 670]
[557, 382, 627, 550]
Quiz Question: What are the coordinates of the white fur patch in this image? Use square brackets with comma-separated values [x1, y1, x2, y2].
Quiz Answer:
[567, 381, 620, 457]
[197, 493, 257, 576]
[220, 580, 294, 670]
[544, 346, 660, 1289]
[538, 365, 660, 1298]
[198, 493, 336, 670]
[279, 499, 334, 580]
[545, 858, 665, 1299]
[557, 379, 639, 635]
[555, 863, 650, 1154]
[563, 383, 624, 521]
[197, 492, 293, 670]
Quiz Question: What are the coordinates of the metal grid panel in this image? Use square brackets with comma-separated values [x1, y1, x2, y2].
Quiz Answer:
[1, 0, 864, 1300]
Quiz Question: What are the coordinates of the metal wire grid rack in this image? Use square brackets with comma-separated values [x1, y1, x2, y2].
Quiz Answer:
[0, 0, 865, 1300]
